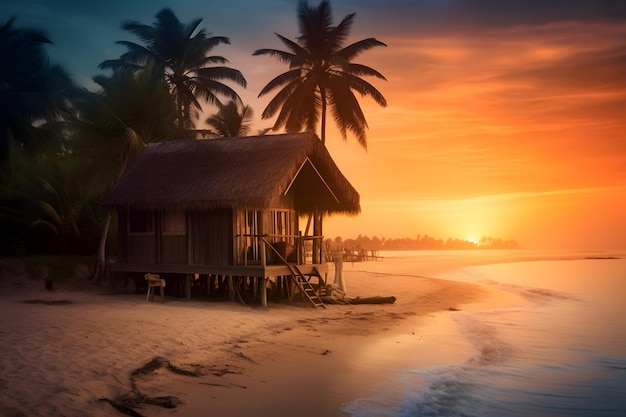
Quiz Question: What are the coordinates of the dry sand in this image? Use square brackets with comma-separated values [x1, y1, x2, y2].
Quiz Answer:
[0, 258, 505, 417]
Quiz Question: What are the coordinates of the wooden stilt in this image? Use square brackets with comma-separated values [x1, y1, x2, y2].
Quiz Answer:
[228, 276, 234, 301]
[261, 277, 267, 307]
[185, 274, 191, 299]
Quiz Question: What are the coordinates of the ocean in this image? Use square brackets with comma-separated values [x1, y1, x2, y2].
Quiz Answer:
[341, 250, 626, 417]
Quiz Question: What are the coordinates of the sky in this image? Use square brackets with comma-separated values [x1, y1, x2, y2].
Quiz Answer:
[3, 0, 626, 251]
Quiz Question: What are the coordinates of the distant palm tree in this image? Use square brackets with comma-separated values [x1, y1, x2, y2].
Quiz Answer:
[0, 17, 76, 187]
[204, 100, 254, 137]
[253, 0, 387, 149]
[99, 8, 247, 130]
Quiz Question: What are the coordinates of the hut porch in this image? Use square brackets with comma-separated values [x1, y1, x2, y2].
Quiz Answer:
[107, 262, 329, 307]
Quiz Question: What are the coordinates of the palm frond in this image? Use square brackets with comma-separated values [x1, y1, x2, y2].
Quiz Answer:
[327, 12, 355, 52]
[201, 35, 231, 50]
[194, 66, 247, 87]
[282, 80, 319, 132]
[261, 79, 303, 120]
[183, 17, 204, 39]
[191, 55, 229, 68]
[341, 63, 387, 81]
[121, 22, 156, 46]
[335, 71, 387, 106]
[115, 41, 157, 67]
[327, 77, 368, 148]
[193, 78, 242, 107]
[337, 38, 386, 62]
[257, 69, 302, 97]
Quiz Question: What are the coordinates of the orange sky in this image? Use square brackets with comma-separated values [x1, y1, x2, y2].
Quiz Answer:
[7, 1, 626, 250]
[313, 16, 626, 250]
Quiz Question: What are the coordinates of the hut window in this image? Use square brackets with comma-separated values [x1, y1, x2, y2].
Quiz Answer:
[162, 211, 186, 235]
[128, 210, 154, 235]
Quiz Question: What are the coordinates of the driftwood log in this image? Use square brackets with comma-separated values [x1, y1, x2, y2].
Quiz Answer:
[321, 295, 396, 305]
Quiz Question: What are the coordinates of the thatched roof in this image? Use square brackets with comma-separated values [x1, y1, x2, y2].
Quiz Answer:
[101, 132, 360, 215]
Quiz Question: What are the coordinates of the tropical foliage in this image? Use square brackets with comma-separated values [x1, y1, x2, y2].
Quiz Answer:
[0, 17, 76, 188]
[253, 0, 387, 148]
[99, 8, 247, 129]
[73, 65, 180, 185]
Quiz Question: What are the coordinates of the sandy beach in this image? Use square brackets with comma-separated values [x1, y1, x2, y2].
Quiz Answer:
[0, 257, 514, 417]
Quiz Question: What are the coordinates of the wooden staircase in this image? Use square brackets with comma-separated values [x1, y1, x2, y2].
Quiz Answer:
[262, 238, 326, 309]
[286, 264, 326, 309]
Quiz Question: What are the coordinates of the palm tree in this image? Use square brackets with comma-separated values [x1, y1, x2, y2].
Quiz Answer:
[204, 100, 254, 137]
[74, 66, 180, 175]
[99, 8, 247, 130]
[72, 66, 181, 282]
[253, 0, 387, 149]
[0, 17, 76, 187]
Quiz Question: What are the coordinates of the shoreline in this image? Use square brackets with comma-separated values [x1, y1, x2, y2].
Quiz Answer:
[0, 261, 509, 417]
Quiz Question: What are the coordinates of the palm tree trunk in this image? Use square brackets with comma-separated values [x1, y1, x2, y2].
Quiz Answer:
[320, 87, 327, 144]
[91, 208, 111, 284]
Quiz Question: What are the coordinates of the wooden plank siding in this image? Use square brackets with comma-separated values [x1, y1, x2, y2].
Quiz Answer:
[160, 235, 187, 264]
[118, 208, 236, 267]
[190, 209, 233, 266]
[127, 235, 157, 264]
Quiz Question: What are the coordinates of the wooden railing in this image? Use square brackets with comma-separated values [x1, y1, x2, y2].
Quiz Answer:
[235, 232, 325, 266]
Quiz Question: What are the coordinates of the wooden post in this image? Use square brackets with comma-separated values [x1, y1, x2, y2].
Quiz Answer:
[187, 211, 193, 265]
[333, 251, 345, 293]
[259, 209, 266, 267]
[185, 274, 191, 299]
[261, 277, 268, 307]
[228, 276, 235, 301]
[312, 209, 322, 264]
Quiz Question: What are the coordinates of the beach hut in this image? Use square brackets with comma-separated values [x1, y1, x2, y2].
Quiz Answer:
[101, 132, 360, 307]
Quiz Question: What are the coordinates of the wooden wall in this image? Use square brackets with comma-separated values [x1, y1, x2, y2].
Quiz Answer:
[160, 235, 187, 264]
[116, 208, 256, 267]
[190, 208, 233, 266]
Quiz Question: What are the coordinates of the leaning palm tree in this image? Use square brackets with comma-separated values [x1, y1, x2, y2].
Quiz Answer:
[204, 100, 254, 137]
[99, 8, 247, 130]
[253, 0, 387, 149]
[0, 17, 76, 188]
